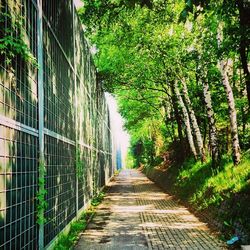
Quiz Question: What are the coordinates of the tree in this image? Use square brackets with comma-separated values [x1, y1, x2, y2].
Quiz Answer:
[181, 78, 205, 161]
[219, 60, 241, 164]
[174, 80, 197, 159]
[79, 0, 249, 167]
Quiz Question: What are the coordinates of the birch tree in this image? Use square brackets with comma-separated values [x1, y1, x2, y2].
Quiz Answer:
[201, 78, 220, 165]
[173, 81, 197, 159]
[219, 60, 241, 165]
[217, 23, 241, 165]
[181, 79, 205, 161]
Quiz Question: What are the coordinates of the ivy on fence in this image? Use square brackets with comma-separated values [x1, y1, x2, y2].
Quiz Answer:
[0, 3, 37, 67]
[36, 159, 48, 225]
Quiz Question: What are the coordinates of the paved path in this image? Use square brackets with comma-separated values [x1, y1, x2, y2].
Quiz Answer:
[75, 169, 226, 250]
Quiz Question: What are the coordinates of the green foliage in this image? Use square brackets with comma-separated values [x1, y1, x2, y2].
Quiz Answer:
[170, 152, 250, 240]
[0, 5, 37, 66]
[53, 191, 105, 249]
[79, 0, 249, 167]
[125, 152, 136, 169]
[130, 138, 162, 168]
[79, 0, 250, 239]
[53, 211, 90, 250]
[91, 192, 105, 207]
[76, 147, 84, 180]
[36, 160, 48, 225]
[175, 153, 250, 209]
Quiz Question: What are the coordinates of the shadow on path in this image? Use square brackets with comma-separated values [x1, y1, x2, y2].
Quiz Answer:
[75, 169, 226, 250]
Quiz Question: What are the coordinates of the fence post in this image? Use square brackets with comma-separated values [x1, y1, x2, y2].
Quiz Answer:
[72, 1, 79, 217]
[37, 0, 44, 248]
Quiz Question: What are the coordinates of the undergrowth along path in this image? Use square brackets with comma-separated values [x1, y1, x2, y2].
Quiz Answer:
[75, 169, 226, 250]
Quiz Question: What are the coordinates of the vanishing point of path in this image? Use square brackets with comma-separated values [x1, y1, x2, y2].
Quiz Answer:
[75, 169, 226, 250]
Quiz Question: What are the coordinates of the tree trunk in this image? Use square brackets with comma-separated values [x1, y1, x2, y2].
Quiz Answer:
[226, 125, 230, 153]
[163, 100, 175, 142]
[181, 79, 205, 161]
[170, 82, 183, 144]
[202, 79, 220, 165]
[174, 81, 197, 159]
[217, 22, 241, 165]
[219, 60, 241, 165]
[237, 0, 250, 107]
[239, 37, 250, 107]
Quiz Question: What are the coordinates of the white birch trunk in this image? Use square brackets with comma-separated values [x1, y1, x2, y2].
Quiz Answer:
[181, 79, 205, 161]
[217, 23, 241, 165]
[219, 60, 241, 165]
[174, 81, 197, 159]
[202, 79, 220, 164]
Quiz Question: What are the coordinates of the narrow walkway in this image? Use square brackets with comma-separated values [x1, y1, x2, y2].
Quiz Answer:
[75, 169, 226, 250]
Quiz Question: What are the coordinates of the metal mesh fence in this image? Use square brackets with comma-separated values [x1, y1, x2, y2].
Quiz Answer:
[42, 0, 74, 63]
[44, 135, 76, 246]
[0, 125, 39, 250]
[0, 0, 38, 129]
[0, 1, 39, 249]
[43, 21, 75, 141]
[0, 0, 117, 249]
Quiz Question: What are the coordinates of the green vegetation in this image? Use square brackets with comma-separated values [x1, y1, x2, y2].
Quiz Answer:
[176, 153, 250, 209]
[53, 210, 92, 250]
[76, 147, 84, 180]
[36, 160, 48, 225]
[156, 151, 250, 241]
[91, 192, 105, 207]
[54, 210, 94, 250]
[143, 150, 250, 241]
[79, 0, 250, 168]
[0, 3, 37, 66]
[53, 191, 105, 249]
[79, 0, 250, 242]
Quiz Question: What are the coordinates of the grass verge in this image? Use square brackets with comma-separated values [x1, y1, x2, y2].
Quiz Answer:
[175, 153, 250, 210]
[176, 153, 250, 243]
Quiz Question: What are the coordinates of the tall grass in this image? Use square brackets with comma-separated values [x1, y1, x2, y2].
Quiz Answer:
[175, 153, 250, 209]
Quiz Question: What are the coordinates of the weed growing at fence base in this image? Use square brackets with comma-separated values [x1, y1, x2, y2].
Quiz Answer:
[91, 192, 105, 207]
[53, 191, 105, 250]
[53, 211, 89, 250]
